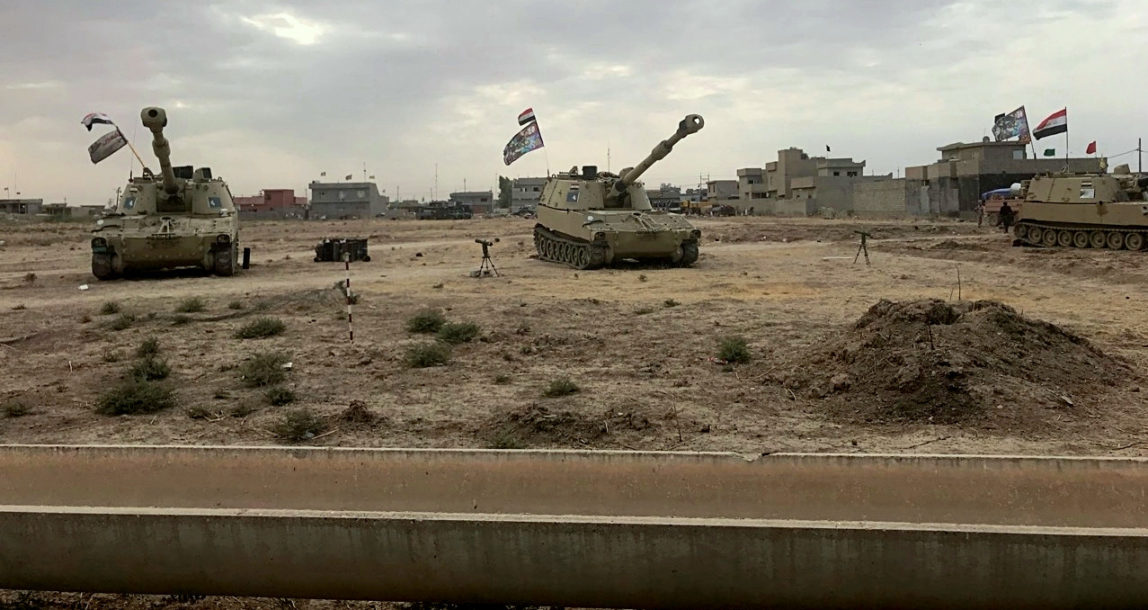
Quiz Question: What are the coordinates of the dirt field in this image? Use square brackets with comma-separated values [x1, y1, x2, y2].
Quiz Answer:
[1, 214, 1147, 608]
[1, 215, 1146, 457]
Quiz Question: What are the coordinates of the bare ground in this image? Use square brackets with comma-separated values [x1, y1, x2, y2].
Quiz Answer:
[2, 214, 1148, 608]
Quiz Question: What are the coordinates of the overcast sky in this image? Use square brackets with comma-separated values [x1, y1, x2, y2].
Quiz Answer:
[1, 0, 1144, 204]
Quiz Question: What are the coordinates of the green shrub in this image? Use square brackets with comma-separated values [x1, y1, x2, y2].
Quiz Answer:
[273, 408, 328, 443]
[186, 406, 215, 420]
[95, 380, 175, 415]
[235, 317, 286, 339]
[717, 336, 751, 364]
[437, 321, 480, 344]
[2, 401, 30, 418]
[130, 356, 171, 381]
[405, 341, 451, 368]
[406, 309, 446, 334]
[107, 313, 135, 331]
[175, 297, 206, 313]
[543, 377, 580, 398]
[229, 403, 256, 418]
[136, 337, 160, 358]
[494, 374, 511, 385]
[664, 298, 680, 308]
[239, 352, 289, 387]
[99, 301, 121, 315]
[171, 314, 192, 326]
[266, 386, 296, 406]
[227, 300, 245, 310]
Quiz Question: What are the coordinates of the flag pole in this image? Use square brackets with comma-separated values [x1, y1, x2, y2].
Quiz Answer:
[1064, 106, 1070, 172]
[118, 127, 148, 170]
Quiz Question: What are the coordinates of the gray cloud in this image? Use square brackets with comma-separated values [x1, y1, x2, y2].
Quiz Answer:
[0, 0, 1142, 203]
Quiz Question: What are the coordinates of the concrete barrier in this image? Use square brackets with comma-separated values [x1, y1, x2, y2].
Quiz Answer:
[2, 446, 1147, 608]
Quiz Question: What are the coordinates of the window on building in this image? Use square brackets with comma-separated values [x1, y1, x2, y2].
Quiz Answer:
[357, 190, 367, 199]
[833, 171, 840, 176]
[338, 191, 346, 200]
[847, 171, 858, 177]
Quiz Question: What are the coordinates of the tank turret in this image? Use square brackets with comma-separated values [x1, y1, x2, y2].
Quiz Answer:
[141, 106, 179, 195]
[532, 114, 705, 269]
[610, 114, 704, 201]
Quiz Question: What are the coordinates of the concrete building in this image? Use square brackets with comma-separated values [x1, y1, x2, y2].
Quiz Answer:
[705, 180, 738, 201]
[235, 189, 308, 220]
[450, 190, 494, 216]
[510, 177, 547, 212]
[0, 198, 43, 215]
[309, 181, 389, 219]
[734, 148, 872, 215]
[855, 140, 1106, 218]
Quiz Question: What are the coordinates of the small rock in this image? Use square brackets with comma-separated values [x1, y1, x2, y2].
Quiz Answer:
[830, 373, 851, 392]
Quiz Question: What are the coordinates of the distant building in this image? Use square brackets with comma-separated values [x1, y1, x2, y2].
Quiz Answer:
[510, 177, 547, 212]
[450, 190, 494, 215]
[386, 199, 424, 219]
[646, 183, 682, 210]
[0, 198, 43, 215]
[309, 181, 389, 219]
[705, 180, 738, 201]
[855, 140, 1106, 217]
[235, 189, 308, 220]
[735, 147, 875, 215]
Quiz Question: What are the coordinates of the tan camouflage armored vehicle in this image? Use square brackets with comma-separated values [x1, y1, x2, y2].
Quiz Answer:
[534, 114, 704, 269]
[91, 107, 239, 279]
[1013, 164, 1148, 250]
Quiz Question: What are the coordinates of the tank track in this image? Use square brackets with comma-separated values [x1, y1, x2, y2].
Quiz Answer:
[1014, 221, 1148, 251]
[533, 225, 607, 270]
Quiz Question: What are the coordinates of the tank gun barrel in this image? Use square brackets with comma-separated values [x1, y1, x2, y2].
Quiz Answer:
[141, 107, 178, 195]
[613, 114, 704, 194]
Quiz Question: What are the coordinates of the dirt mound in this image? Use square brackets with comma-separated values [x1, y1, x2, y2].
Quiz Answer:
[483, 404, 654, 448]
[776, 299, 1128, 426]
[929, 239, 990, 252]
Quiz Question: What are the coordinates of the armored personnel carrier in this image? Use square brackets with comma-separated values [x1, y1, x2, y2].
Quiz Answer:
[90, 107, 239, 279]
[1013, 164, 1148, 250]
[534, 114, 704, 269]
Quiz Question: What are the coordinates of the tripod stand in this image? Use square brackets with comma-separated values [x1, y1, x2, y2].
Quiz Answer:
[853, 230, 872, 266]
[475, 240, 499, 277]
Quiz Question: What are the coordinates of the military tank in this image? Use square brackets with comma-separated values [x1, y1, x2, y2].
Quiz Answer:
[534, 114, 704, 269]
[1013, 164, 1148, 250]
[90, 107, 240, 279]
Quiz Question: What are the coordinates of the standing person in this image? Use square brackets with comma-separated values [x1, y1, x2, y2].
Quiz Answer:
[999, 201, 1015, 233]
[976, 200, 985, 227]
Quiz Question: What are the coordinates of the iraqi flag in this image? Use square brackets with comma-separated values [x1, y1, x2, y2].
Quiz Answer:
[518, 107, 536, 126]
[88, 129, 127, 164]
[1033, 108, 1067, 140]
[81, 112, 115, 132]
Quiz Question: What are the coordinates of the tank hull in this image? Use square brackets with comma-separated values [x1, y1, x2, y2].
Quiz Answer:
[91, 215, 239, 278]
[1013, 175, 1148, 250]
[534, 207, 699, 269]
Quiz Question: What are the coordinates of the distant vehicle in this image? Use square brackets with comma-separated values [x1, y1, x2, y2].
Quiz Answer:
[980, 186, 1023, 226]
[91, 107, 239, 279]
[417, 202, 473, 220]
[1013, 165, 1148, 250]
[533, 114, 704, 269]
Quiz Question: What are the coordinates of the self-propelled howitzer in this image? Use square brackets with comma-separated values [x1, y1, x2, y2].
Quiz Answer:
[90, 107, 240, 279]
[533, 114, 705, 269]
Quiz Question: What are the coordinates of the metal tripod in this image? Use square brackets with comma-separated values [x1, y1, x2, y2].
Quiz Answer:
[853, 230, 871, 266]
[477, 242, 499, 277]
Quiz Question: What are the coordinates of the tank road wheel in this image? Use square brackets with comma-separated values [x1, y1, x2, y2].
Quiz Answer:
[677, 241, 699, 267]
[214, 245, 236, 276]
[1090, 231, 1107, 249]
[1126, 232, 1145, 251]
[1073, 231, 1090, 248]
[1027, 227, 1043, 245]
[572, 246, 590, 270]
[1107, 231, 1126, 250]
[1014, 224, 1029, 240]
[92, 253, 115, 280]
[1041, 228, 1058, 248]
[1056, 230, 1073, 248]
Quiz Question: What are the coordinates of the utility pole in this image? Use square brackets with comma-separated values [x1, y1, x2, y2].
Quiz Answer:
[1139, 137, 1143, 174]
[434, 163, 438, 201]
